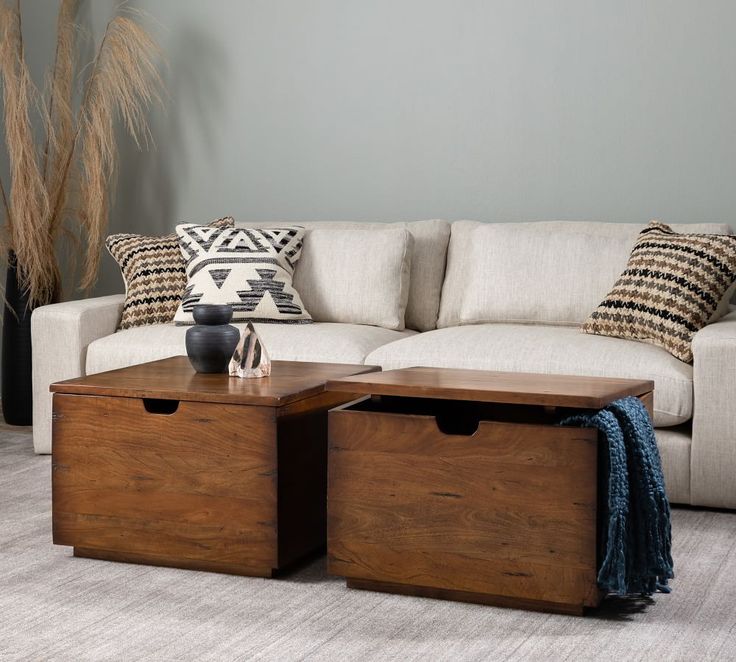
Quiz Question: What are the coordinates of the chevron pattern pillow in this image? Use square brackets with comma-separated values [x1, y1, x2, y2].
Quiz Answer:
[582, 221, 736, 362]
[107, 217, 235, 330]
[173, 224, 313, 324]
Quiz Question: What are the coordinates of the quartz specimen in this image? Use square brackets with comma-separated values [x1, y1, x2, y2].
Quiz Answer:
[229, 322, 271, 378]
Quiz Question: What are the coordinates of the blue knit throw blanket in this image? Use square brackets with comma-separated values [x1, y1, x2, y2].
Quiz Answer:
[559, 396, 674, 596]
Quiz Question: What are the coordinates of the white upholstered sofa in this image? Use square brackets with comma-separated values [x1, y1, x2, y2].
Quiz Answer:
[32, 219, 736, 509]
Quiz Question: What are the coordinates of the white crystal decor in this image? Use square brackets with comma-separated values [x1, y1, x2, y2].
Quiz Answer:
[229, 322, 271, 379]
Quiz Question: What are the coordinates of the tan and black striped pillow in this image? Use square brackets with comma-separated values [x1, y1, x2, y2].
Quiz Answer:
[107, 217, 234, 330]
[582, 221, 736, 363]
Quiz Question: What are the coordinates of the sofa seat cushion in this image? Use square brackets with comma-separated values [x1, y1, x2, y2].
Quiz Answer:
[86, 323, 416, 375]
[365, 324, 693, 427]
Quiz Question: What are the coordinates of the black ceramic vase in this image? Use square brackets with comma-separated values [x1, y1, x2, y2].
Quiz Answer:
[2, 252, 34, 425]
[185, 304, 240, 373]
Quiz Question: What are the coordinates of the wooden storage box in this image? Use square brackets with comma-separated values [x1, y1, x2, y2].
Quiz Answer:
[52, 357, 376, 577]
[326, 368, 653, 614]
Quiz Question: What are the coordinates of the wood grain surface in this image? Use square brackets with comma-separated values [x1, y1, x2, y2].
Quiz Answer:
[326, 366, 653, 409]
[51, 356, 378, 407]
[53, 394, 279, 573]
[52, 357, 368, 576]
[328, 405, 602, 612]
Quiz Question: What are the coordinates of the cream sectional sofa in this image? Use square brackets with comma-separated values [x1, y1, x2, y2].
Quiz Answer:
[32, 219, 736, 509]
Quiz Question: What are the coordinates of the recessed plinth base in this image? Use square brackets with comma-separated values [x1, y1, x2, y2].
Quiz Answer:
[346, 578, 597, 616]
[74, 547, 274, 578]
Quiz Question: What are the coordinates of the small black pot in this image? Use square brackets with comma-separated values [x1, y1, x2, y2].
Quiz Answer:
[185, 304, 240, 373]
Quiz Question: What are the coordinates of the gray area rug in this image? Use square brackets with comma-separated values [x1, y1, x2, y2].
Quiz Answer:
[2, 423, 736, 661]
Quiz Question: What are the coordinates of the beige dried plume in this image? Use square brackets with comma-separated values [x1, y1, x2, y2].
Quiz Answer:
[44, 0, 77, 238]
[73, 13, 163, 289]
[0, 3, 55, 306]
[0, 0, 163, 305]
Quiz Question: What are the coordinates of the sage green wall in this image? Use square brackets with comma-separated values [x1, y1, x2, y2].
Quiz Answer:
[9, 0, 736, 298]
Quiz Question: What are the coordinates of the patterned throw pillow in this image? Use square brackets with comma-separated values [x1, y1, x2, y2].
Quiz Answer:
[173, 224, 313, 324]
[106, 217, 235, 329]
[582, 221, 736, 362]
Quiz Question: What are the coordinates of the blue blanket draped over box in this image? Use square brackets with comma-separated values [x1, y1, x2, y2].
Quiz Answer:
[560, 396, 674, 596]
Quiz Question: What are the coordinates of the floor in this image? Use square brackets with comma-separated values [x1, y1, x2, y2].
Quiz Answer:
[2, 423, 736, 661]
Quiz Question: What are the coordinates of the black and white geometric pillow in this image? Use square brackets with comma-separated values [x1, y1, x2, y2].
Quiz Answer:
[173, 224, 313, 324]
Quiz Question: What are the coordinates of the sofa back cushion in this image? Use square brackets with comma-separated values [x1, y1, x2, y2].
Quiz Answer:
[237, 220, 450, 331]
[439, 220, 733, 328]
[292, 227, 413, 330]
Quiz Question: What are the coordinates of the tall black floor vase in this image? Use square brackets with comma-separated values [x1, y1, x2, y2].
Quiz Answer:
[2, 252, 33, 426]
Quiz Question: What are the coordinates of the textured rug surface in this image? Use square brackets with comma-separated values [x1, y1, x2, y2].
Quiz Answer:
[2, 423, 736, 661]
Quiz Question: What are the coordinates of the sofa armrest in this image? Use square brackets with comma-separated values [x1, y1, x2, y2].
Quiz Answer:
[31, 295, 124, 454]
[691, 310, 736, 507]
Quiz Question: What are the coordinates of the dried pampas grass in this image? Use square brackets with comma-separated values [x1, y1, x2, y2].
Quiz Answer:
[74, 14, 162, 289]
[0, 3, 55, 305]
[0, 0, 163, 305]
[44, 0, 77, 235]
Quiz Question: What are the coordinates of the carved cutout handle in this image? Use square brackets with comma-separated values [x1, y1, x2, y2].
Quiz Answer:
[142, 398, 180, 415]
